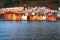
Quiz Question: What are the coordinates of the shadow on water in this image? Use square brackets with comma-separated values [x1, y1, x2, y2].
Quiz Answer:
[0, 21, 60, 40]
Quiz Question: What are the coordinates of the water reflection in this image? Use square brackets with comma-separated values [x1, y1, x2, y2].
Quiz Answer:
[0, 21, 60, 40]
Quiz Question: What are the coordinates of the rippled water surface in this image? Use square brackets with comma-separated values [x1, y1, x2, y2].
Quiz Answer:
[0, 21, 60, 40]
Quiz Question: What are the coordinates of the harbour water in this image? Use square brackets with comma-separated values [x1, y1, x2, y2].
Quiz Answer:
[0, 21, 60, 40]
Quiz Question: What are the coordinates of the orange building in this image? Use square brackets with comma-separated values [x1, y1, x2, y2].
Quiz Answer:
[28, 15, 33, 21]
[16, 14, 22, 21]
[46, 14, 57, 21]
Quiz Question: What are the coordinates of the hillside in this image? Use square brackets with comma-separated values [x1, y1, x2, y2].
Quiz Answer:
[0, 0, 58, 10]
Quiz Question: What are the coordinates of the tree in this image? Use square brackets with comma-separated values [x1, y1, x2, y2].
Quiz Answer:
[4, 0, 20, 7]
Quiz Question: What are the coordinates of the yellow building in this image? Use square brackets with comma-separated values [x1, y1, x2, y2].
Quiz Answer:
[12, 14, 16, 20]
[38, 15, 43, 21]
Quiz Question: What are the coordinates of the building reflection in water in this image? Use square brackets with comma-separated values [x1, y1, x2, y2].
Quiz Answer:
[0, 21, 60, 40]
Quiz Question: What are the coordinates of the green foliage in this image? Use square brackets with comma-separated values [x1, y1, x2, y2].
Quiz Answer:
[52, 0, 58, 3]
[4, 0, 20, 7]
